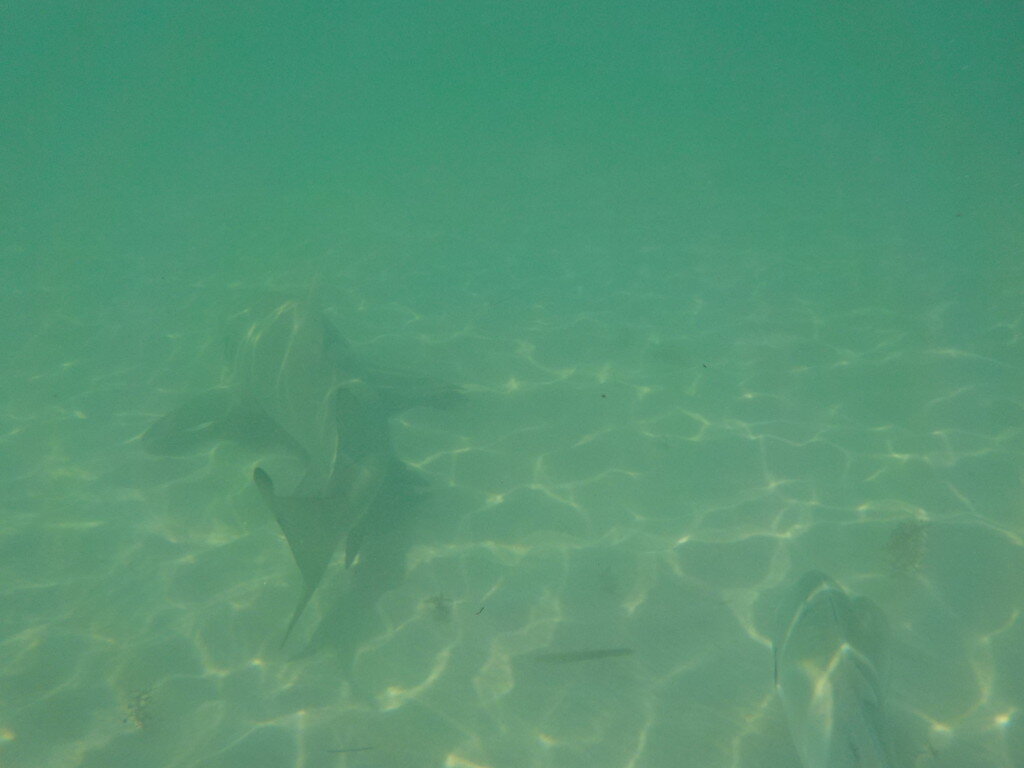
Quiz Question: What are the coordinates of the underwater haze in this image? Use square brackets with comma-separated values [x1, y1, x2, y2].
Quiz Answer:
[1, 2, 1022, 767]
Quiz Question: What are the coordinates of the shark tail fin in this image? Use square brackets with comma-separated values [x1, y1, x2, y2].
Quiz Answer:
[279, 584, 317, 649]
[253, 467, 347, 649]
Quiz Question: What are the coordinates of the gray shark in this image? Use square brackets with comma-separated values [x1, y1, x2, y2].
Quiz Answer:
[143, 297, 462, 646]
[772, 571, 896, 768]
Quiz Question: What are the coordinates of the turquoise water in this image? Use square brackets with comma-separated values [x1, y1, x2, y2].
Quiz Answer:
[1, 2, 1022, 767]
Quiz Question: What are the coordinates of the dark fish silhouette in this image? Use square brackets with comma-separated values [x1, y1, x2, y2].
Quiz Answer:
[143, 297, 462, 646]
[530, 648, 635, 663]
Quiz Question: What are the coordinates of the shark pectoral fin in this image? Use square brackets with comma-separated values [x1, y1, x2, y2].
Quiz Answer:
[142, 388, 236, 456]
[363, 366, 467, 413]
[145, 389, 304, 458]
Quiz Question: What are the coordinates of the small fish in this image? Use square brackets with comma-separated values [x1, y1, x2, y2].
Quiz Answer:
[425, 594, 453, 622]
[530, 648, 634, 663]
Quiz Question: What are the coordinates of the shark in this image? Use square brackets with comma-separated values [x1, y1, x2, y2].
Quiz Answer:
[772, 571, 897, 768]
[143, 296, 462, 647]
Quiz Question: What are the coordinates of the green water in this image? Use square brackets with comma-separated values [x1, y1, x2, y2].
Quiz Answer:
[1, 2, 1021, 767]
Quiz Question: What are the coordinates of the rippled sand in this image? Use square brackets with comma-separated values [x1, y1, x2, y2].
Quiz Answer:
[1, 258, 1021, 768]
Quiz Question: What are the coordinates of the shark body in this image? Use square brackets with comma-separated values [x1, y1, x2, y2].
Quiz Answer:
[144, 297, 461, 648]
[773, 571, 897, 768]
